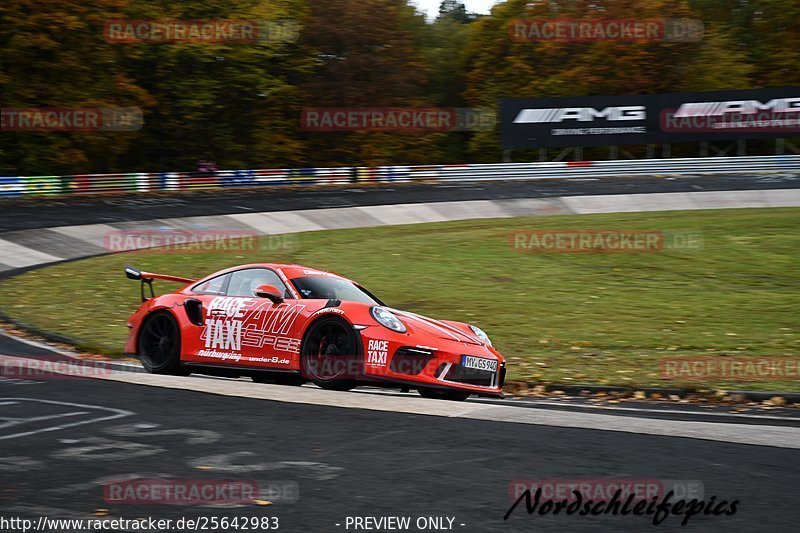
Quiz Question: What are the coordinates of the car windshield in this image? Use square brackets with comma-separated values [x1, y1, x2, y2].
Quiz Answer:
[291, 276, 381, 305]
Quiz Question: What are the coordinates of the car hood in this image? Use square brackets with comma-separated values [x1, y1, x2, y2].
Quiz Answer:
[391, 309, 483, 346]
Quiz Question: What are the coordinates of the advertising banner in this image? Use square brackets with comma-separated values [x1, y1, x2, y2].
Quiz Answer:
[501, 87, 800, 149]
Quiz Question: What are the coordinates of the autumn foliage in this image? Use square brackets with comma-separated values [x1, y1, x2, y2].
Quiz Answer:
[1, 0, 797, 174]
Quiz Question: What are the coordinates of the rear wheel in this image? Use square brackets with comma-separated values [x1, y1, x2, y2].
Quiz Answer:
[138, 311, 182, 375]
[418, 388, 471, 402]
[301, 317, 359, 391]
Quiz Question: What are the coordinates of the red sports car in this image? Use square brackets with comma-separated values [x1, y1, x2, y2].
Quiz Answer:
[124, 263, 505, 400]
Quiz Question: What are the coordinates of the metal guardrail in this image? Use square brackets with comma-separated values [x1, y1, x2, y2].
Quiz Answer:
[1, 155, 798, 198]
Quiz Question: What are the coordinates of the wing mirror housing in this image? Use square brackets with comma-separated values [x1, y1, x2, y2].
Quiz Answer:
[254, 284, 284, 304]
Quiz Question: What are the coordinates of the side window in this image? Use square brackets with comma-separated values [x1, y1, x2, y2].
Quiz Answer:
[192, 273, 230, 295]
[226, 268, 290, 298]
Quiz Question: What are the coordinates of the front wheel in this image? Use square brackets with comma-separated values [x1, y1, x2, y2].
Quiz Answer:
[418, 388, 471, 402]
[300, 317, 359, 391]
[138, 311, 182, 375]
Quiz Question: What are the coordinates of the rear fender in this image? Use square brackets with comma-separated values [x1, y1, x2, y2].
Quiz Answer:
[125, 295, 187, 356]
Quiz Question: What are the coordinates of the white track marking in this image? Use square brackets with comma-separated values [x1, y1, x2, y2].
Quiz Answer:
[0, 398, 132, 441]
[104, 423, 221, 444]
[351, 388, 799, 421]
[188, 452, 344, 480]
[0, 410, 89, 430]
[0, 332, 79, 357]
[0, 456, 45, 472]
[0, 333, 143, 369]
[50, 436, 164, 461]
[89, 372, 800, 449]
[470, 398, 800, 423]
[2, 340, 796, 425]
[0, 376, 43, 386]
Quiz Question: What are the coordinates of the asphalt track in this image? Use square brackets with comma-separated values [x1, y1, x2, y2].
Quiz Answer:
[2, 173, 800, 532]
[1, 333, 799, 533]
[3, 172, 799, 232]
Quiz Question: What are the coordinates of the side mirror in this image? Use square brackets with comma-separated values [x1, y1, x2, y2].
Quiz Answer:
[254, 284, 284, 304]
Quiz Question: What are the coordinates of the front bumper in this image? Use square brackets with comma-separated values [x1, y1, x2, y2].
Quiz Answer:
[359, 327, 505, 396]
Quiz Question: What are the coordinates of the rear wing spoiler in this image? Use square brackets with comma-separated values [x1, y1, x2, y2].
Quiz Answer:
[125, 265, 196, 302]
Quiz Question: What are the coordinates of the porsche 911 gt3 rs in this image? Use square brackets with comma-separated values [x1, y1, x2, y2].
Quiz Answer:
[124, 263, 505, 400]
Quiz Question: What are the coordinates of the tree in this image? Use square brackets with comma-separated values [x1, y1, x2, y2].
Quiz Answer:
[690, 0, 800, 86]
[1, 0, 795, 174]
[297, 0, 444, 166]
[0, 0, 152, 175]
[116, 0, 311, 171]
[438, 0, 475, 23]
[462, 0, 755, 160]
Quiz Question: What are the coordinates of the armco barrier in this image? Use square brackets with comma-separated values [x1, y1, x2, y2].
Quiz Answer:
[1, 155, 798, 199]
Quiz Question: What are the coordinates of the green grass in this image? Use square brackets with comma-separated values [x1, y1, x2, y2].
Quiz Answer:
[1, 207, 798, 391]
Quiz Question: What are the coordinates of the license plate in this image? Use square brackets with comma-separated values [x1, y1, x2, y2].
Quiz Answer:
[461, 355, 498, 372]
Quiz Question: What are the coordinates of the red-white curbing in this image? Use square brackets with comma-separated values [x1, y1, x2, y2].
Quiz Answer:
[0, 189, 798, 272]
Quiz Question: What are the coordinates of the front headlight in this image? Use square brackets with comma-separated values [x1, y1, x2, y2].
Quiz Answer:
[370, 306, 407, 333]
[469, 325, 492, 346]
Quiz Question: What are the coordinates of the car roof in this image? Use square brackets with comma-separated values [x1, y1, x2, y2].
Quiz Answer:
[207, 263, 353, 283]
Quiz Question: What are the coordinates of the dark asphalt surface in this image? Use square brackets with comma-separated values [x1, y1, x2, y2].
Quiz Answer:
[2, 334, 799, 428]
[2, 172, 799, 232]
[2, 336, 800, 533]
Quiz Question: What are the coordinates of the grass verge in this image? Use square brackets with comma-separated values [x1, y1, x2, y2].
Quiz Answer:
[0, 207, 798, 391]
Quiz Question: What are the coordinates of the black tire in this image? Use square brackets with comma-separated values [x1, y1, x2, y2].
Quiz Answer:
[300, 316, 359, 391]
[138, 311, 182, 375]
[252, 373, 305, 386]
[418, 388, 471, 402]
